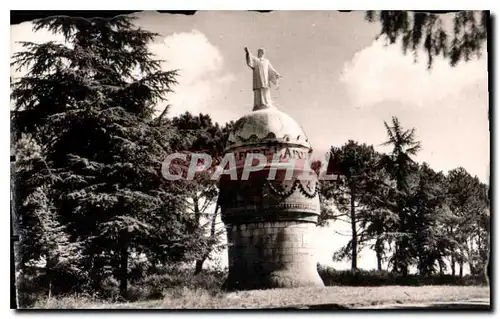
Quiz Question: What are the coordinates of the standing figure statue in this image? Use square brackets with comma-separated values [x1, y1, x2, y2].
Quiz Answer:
[244, 47, 281, 110]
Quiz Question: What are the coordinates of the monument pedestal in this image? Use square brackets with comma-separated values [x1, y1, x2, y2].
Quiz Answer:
[225, 220, 323, 291]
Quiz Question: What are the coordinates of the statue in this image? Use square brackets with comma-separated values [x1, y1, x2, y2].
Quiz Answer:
[220, 49, 323, 291]
[244, 47, 281, 110]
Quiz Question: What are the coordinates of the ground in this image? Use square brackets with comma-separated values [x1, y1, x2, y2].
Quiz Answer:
[32, 285, 490, 309]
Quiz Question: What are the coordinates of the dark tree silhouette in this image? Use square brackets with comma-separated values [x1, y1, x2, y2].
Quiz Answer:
[326, 141, 380, 270]
[366, 11, 488, 68]
[446, 167, 489, 276]
[11, 15, 206, 300]
[381, 116, 421, 275]
[170, 112, 234, 274]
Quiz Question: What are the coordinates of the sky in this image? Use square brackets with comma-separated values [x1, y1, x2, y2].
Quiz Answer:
[10, 11, 489, 271]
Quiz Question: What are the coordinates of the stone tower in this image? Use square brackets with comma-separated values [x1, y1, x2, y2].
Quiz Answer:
[218, 107, 325, 290]
[218, 47, 325, 289]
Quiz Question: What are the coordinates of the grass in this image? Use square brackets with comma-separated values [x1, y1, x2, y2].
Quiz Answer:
[20, 265, 490, 309]
[31, 285, 489, 309]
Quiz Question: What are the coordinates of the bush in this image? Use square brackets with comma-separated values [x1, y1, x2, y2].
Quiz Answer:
[126, 266, 227, 301]
[317, 264, 488, 287]
[17, 264, 228, 308]
[16, 266, 89, 308]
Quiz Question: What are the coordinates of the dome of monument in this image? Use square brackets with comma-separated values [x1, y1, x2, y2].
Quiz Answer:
[226, 107, 311, 150]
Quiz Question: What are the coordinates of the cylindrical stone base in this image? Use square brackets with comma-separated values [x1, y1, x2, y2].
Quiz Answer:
[225, 220, 324, 291]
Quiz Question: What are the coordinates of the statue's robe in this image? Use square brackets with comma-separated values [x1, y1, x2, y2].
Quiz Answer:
[246, 54, 280, 108]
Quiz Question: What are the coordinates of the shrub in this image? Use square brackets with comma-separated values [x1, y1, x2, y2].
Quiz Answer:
[126, 266, 227, 301]
[317, 264, 488, 286]
[17, 264, 228, 307]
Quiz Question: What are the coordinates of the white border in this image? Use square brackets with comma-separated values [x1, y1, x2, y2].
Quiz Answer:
[3, 1, 497, 318]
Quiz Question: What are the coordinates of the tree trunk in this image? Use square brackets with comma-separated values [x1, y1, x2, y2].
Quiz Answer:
[399, 235, 409, 276]
[396, 236, 408, 276]
[417, 255, 424, 276]
[439, 260, 444, 275]
[48, 280, 52, 299]
[119, 244, 128, 299]
[469, 264, 476, 275]
[193, 195, 200, 226]
[401, 261, 408, 276]
[394, 179, 403, 275]
[391, 241, 398, 273]
[467, 238, 476, 275]
[46, 258, 57, 298]
[194, 259, 205, 275]
[451, 255, 456, 276]
[194, 205, 220, 275]
[375, 238, 383, 271]
[459, 262, 464, 277]
[447, 226, 455, 276]
[350, 191, 357, 270]
[477, 233, 482, 268]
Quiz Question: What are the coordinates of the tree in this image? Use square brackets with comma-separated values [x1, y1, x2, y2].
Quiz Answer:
[11, 15, 206, 299]
[366, 11, 488, 68]
[170, 112, 233, 274]
[446, 167, 489, 276]
[326, 141, 380, 270]
[357, 164, 398, 272]
[14, 134, 84, 298]
[408, 163, 448, 276]
[381, 116, 421, 275]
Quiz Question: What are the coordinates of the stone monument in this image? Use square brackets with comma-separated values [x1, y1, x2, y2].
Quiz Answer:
[217, 47, 324, 290]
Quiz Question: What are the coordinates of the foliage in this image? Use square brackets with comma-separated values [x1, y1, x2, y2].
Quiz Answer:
[317, 265, 488, 287]
[446, 167, 489, 275]
[365, 11, 488, 68]
[380, 116, 421, 275]
[170, 112, 234, 273]
[319, 115, 489, 279]
[20, 265, 227, 307]
[408, 163, 449, 275]
[11, 15, 206, 300]
[14, 134, 87, 298]
[321, 141, 381, 269]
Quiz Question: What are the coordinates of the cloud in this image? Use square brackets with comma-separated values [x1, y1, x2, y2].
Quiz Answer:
[340, 39, 487, 108]
[149, 30, 235, 118]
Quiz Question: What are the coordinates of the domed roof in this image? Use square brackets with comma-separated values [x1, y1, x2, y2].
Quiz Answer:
[226, 107, 311, 150]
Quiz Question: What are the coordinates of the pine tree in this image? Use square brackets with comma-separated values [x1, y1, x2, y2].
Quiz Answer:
[446, 167, 489, 276]
[170, 112, 233, 274]
[381, 116, 421, 275]
[14, 134, 84, 302]
[326, 141, 380, 270]
[409, 163, 448, 276]
[357, 159, 398, 272]
[11, 15, 206, 298]
[366, 11, 488, 68]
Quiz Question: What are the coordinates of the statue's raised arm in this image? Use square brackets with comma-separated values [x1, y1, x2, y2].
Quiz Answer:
[244, 47, 254, 68]
[244, 47, 281, 110]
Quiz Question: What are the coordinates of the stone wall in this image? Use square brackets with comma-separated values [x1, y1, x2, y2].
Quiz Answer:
[225, 220, 324, 290]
